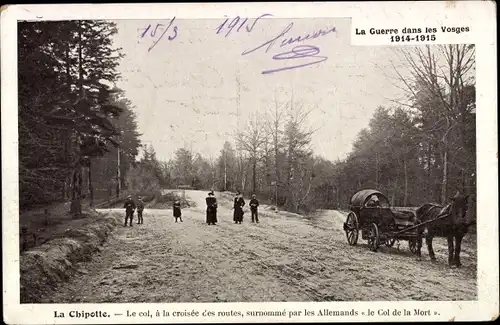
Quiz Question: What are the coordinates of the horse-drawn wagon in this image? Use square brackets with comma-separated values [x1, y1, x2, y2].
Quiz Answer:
[342, 189, 421, 253]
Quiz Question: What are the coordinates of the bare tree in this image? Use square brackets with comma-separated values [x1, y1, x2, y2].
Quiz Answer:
[235, 112, 268, 195]
[206, 155, 218, 190]
[283, 98, 317, 212]
[265, 96, 287, 206]
[391, 44, 475, 204]
[217, 141, 237, 192]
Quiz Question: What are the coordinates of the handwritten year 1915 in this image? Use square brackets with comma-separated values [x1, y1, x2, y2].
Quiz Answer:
[215, 14, 273, 37]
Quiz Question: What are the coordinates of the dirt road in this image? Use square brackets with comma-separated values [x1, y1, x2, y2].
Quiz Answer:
[43, 190, 477, 303]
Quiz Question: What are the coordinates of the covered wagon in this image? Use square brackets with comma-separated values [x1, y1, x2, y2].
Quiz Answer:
[343, 189, 420, 252]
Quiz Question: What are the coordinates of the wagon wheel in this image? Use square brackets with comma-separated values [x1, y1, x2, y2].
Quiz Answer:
[345, 213, 359, 245]
[344, 212, 359, 246]
[385, 238, 396, 248]
[367, 223, 380, 252]
[408, 238, 418, 254]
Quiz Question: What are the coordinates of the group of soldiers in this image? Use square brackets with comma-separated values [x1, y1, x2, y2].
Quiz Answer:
[123, 195, 145, 226]
[123, 195, 183, 225]
[205, 191, 260, 225]
[123, 191, 261, 226]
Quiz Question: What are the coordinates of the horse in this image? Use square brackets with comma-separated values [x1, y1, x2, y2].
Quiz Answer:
[415, 192, 474, 267]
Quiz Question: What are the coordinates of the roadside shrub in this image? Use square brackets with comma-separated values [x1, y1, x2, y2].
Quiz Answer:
[125, 165, 161, 194]
[152, 192, 190, 209]
[133, 191, 159, 203]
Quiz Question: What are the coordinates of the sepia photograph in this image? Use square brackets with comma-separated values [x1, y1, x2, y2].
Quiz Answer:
[2, 2, 498, 324]
[17, 16, 479, 304]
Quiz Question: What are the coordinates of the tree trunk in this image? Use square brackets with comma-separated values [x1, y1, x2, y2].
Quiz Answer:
[63, 178, 68, 200]
[70, 164, 82, 216]
[403, 159, 408, 206]
[441, 149, 448, 204]
[241, 172, 246, 194]
[224, 154, 227, 191]
[388, 178, 396, 206]
[267, 176, 272, 202]
[427, 142, 432, 202]
[70, 21, 85, 216]
[274, 142, 280, 205]
[457, 121, 469, 194]
[64, 42, 72, 203]
[240, 155, 246, 193]
[275, 182, 279, 209]
[297, 174, 313, 212]
[287, 152, 294, 211]
[273, 105, 281, 206]
[116, 147, 121, 198]
[78, 21, 83, 89]
[375, 151, 379, 188]
[252, 157, 257, 195]
[88, 159, 94, 206]
[263, 142, 271, 200]
[461, 169, 466, 193]
[336, 185, 340, 210]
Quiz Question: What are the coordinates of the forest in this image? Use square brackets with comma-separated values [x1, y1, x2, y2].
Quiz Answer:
[135, 45, 476, 213]
[18, 20, 476, 215]
[18, 20, 140, 213]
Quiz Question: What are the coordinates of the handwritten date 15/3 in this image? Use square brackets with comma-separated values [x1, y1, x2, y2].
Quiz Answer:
[391, 34, 436, 42]
[139, 17, 178, 52]
[215, 14, 273, 37]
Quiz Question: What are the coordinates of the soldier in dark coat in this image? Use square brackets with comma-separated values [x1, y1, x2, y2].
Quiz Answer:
[205, 191, 218, 225]
[136, 197, 145, 224]
[249, 194, 260, 223]
[123, 195, 136, 227]
[173, 198, 183, 222]
[233, 191, 245, 224]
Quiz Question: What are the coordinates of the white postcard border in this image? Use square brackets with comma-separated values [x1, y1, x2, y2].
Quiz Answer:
[1, 1, 498, 324]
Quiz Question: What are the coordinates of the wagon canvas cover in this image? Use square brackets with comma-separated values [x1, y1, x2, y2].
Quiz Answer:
[350, 189, 415, 225]
[349, 189, 386, 208]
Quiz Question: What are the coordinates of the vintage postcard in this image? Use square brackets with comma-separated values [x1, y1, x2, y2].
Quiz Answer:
[2, 1, 498, 324]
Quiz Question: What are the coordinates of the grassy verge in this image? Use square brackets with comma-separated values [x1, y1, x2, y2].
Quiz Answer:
[19, 208, 122, 303]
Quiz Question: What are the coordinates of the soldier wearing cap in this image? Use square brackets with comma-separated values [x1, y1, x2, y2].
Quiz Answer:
[249, 194, 260, 223]
[123, 195, 136, 227]
[173, 197, 183, 223]
[136, 196, 145, 224]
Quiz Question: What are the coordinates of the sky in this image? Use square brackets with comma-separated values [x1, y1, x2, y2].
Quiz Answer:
[111, 17, 409, 162]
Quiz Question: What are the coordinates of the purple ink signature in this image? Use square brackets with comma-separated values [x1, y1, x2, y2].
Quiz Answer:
[139, 17, 178, 52]
[215, 14, 273, 37]
[240, 21, 336, 74]
[262, 45, 327, 75]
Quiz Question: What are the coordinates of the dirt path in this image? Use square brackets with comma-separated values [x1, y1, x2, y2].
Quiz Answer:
[44, 190, 477, 303]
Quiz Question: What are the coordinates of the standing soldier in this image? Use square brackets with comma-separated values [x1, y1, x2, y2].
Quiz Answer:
[233, 191, 246, 224]
[136, 196, 145, 224]
[123, 195, 136, 227]
[173, 197, 183, 222]
[249, 194, 260, 223]
[205, 191, 218, 225]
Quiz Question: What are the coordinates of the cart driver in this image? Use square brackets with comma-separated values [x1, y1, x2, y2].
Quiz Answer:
[366, 194, 380, 207]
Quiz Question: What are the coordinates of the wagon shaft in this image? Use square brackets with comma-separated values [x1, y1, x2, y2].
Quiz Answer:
[391, 212, 450, 236]
[383, 231, 420, 240]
